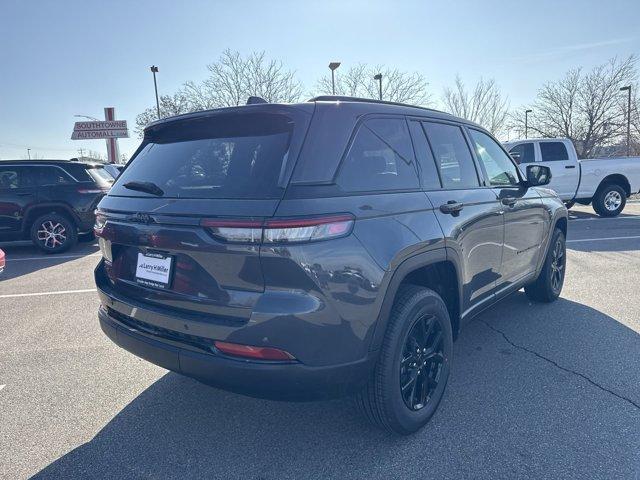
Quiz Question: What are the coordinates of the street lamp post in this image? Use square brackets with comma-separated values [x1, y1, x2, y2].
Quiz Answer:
[620, 85, 631, 156]
[328, 62, 341, 95]
[525, 109, 533, 139]
[150, 65, 161, 120]
[374, 73, 382, 100]
[27, 148, 31, 160]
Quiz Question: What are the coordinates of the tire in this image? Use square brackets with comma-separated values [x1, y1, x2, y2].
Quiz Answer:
[525, 228, 566, 303]
[30, 213, 78, 254]
[592, 183, 626, 217]
[356, 285, 453, 435]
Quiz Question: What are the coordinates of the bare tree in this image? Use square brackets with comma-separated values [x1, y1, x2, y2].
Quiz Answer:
[135, 50, 303, 137]
[509, 56, 638, 158]
[135, 90, 194, 137]
[183, 49, 303, 109]
[314, 64, 432, 105]
[442, 76, 509, 135]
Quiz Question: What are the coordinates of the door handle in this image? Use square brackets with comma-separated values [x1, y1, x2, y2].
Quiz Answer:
[440, 201, 464, 216]
[501, 197, 517, 207]
[564, 165, 576, 169]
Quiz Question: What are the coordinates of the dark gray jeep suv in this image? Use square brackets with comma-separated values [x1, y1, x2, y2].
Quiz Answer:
[95, 96, 567, 434]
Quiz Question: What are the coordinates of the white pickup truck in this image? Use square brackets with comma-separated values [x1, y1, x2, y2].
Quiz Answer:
[504, 138, 640, 217]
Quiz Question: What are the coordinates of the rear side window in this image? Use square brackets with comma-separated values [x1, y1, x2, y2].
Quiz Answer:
[337, 118, 419, 192]
[63, 164, 94, 182]
[509, 143, 535, 164]
[540, 142, 569, 162]
[111, 113, 294, 199]
[422, 122, 479, 189]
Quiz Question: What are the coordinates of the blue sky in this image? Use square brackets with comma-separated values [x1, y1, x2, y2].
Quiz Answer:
[1, 0, 638, 159]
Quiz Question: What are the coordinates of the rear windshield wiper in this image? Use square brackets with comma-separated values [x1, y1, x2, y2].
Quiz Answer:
[122, 181, 164, 196]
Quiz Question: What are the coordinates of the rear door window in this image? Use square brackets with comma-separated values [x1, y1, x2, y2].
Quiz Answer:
[111, 113, 295, 199]
[337, 118, 419, 192]
[508, 143, 535, 164]
[37, 167, 75, 186]
[540, 142, 569, 162]
[408, 120, 441, 189]
[422, 122, 480, 189]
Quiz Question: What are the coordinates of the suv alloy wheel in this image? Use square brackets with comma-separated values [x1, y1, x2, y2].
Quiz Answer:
[356, 286, 453, 434]
[30, 213, 77, 254]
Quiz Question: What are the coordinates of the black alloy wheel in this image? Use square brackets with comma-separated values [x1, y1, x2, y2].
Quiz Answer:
[400, 314, 445, 411]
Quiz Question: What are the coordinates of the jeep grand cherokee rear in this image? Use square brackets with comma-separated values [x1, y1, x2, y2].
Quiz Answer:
[95, 103, 377, 400]
[96, 98, 566, 435]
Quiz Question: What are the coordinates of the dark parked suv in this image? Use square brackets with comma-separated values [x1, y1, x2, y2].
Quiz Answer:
[95, 97, 567, 434]
[0, 160, 112, 253]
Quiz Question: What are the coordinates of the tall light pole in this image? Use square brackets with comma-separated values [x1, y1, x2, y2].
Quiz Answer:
[620, 85, 631, 156]
[328, 62, 341, 95]
[525, 109, 533, 139]
[27, 148, 31, 160]
[374, 73, 382, 100]
[150, 65, 161, 120]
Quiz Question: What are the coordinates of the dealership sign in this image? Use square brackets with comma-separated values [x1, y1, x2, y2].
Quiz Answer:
[71, 120, 129, 140]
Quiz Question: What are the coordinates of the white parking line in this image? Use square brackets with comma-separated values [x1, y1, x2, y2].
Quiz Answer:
[5, 253, 101, 262]
[567, 235, 640, 243]
[0, 289, 97, 299]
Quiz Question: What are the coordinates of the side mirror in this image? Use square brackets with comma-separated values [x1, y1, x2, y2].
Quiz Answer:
[510, 152, 522, 165]
[526, 164, 552, 186]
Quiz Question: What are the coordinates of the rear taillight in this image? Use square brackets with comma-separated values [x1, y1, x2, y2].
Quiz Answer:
[201, 214, 354, 244]
[214, 341, 296, 361]
[200, 219, 264, 244]
[263, 215, 354, 243]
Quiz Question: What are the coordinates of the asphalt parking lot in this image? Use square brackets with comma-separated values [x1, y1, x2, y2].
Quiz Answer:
[1, 204, 639, 480]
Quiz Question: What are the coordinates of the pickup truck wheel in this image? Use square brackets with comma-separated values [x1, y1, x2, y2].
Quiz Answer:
[355, 285, 453, 435]
[525, 228, 566, 303]
[593, 184, 626, 217]
[30, 213, 78, 254]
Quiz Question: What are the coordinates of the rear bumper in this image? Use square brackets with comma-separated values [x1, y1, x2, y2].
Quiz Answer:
[99, 306, 373, 400]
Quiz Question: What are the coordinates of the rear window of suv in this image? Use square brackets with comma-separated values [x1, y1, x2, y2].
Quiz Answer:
[110, 113, 294, 199]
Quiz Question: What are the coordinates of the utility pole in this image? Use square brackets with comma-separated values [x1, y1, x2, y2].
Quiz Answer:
[329, 62, 341, 95]
[78, 148, 85, 158]
[620, 85, 631, 156]
[150, 65, 161, 120]
[374, 73, 383, 100]
[525, 109, 533, 139]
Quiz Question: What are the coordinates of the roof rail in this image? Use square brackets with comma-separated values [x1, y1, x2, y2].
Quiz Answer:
[307, 95, 444, 114]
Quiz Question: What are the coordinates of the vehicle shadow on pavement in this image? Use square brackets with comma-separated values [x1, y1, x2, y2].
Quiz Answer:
[31, 293, 640, 479]
[568, 209, 637, 220]
[0, 242, 99, 282]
